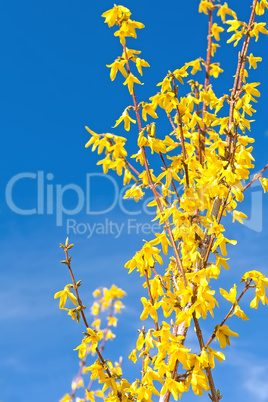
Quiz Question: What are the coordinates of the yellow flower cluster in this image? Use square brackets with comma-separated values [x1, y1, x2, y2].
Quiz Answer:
[57, 1, 268, 401]
[58, 285, 126, 402]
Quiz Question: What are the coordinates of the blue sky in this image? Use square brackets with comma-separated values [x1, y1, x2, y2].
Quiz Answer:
[0, 0, 268, 401]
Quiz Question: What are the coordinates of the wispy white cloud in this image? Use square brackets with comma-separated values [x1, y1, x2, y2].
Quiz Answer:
[243, 364, 268, 401]
[225, 349, 268, 402]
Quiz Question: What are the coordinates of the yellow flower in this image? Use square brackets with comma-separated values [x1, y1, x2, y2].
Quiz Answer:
[124, 184, 145, 202]
[216, 325, 239, 348]
[71, 376, 84, 391]
[135, 58, 150, 75]
[141, 102, 158, 121]
[217, 3, 237, 23]
[248, 53, 262, 69]
[212, 234, 237, 256]
[54, 285, 78, 309]
[60, 394, 72, 402]
[232, 305, 249, 320]
[220, 284, 237, 304]
[199, 1, 214, 15]
[255, 0, 268, 15]
[190, 369, 210, 396]
[114, 20, 145, 45]
[251, 22, 268, 42]
[106, 60, 128, 81]
[102, 6, 131, 27]
[232, 210, 248, 224]
[186, 59, 202, 75]
[74, 340, 88, 359]
[209, 63, 224, 78]
[123, 73, 143, 95]
[91, 302, 100, 316]
[113, 109, 136, 131]
[244, 82, 261, 100]
[85, 390, 95, 402]
[161, 378, 184, 400]
[107, 316, 117, 327]
[85, 328, 102, 353]
[211, 23, 224, 41]
[140, 297, 158, 322]
[260, 177, 268, 193]
[207, 347, 225, 369]
[129, 349, 137, 363]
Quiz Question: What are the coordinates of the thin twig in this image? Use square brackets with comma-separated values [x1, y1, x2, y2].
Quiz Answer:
[205, 279, 253, 348]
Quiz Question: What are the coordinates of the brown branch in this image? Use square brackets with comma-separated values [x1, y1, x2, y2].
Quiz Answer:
[205, 279, 253, 348]
[141, 326, 146, 379]
[193, 313, 219, 402]
[152, 266, 168, 292]
[159, 151, 181, 201]
[124, 159, 140, 177]
[242, 163, 268, 193]
[202, 187, 232, 268]
[203, 160, 268, 267]
[144, 270, 160, 339]
[204, 8, 213, 92]
[200, 5, 213, 166]
[166, 111, 190, 188]
[227, 0, 258, 155]
[170, 75, 190, 188]
[122, 43, 188, 288]
[62, 243, 114, 382]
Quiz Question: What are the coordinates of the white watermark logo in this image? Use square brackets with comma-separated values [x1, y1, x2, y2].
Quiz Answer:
[3, 170, 265, 235]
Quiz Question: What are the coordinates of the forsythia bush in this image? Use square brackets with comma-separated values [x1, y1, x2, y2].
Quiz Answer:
[56, 1, 268, 401]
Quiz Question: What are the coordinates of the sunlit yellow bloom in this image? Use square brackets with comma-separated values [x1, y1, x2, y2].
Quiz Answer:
[220, 284, 237, 303]
[91, 302, 100, 316]
[260, 177, 268, 192]
[135, 57, 150, 75]
[107, 316, 118, 327]
[228, 31, 244, 46]
[161, 378, 184, 400]
[54, 285, 78, 309]
[140, 297, 159, 321]
[113, 109, 136, 131]
[141, 102, 158, 121]
[190, 369, 210, 396]
[212, 234, 237, 256]
[211, 23, 224, 41]
[85, 390, 95, 402]
[216, 324, 239, 348]
[114, 19, 145, 45]
[199, 1, 214, 15]
[71, 376, 84, 391]
[217, 2, 237, 23]
[226, 19, 245, 32]
[106, 59, 128, 81]
[250, 22, 268, 41]
[255, 0, 268, 15]
[244, 82, 261, 99]
[211, 42, 220, 57]
[60, 394, 72, 402]
[209, 63, 224, 78]
[248, 53, 262, 69]
[207, 347, 225, 369]
[186, 59, 202, 75]
[102, 6, 131, 27]
[123, 72, 143, 95]
[232, 210, 248, 224]
[129, 349, 137, 363]
[85, 328, 102, 353]
[232, 305, 249, 320]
